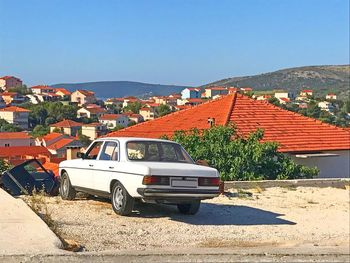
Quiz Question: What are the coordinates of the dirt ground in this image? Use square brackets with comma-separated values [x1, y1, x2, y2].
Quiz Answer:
[23, 186, 350, 252]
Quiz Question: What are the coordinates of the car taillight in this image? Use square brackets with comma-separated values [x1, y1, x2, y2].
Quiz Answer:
[142, 176, 170, 185]
[198, 177, 220, 186]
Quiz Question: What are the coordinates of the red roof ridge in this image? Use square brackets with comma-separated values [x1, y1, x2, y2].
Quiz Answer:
[224, 92, 237, 125]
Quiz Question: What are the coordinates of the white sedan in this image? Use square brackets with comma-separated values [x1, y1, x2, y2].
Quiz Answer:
[59, 137, 220, 216]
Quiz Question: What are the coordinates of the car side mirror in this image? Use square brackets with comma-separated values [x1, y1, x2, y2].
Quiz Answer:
[77, 152, 85, 159]
[196, 160, 209, 166]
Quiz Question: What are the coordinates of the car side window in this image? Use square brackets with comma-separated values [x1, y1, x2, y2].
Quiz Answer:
[99, 141, 119, 161]
[85, 141, 103, 160]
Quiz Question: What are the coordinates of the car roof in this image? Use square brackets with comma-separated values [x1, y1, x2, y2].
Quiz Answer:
[95, 137, 175, 144]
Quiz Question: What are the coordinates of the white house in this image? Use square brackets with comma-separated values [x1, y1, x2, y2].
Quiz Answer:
[77, 107, 106, 119]
[0, 106, 30, 129]
[99, 114, 129, 129]
[139, 108, 155, 121]
[181, 88, 201, 99]
[326, 93, 337, 100]
[318, 101, 334, 112]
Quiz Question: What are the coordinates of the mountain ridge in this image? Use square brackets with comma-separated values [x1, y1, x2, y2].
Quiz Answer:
[203, 65, 350, 99]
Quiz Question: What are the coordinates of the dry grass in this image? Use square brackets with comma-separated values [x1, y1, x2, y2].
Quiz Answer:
[25, 190, 83, 252]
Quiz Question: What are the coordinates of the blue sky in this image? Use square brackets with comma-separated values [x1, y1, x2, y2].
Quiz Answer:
[0, 0, 349, 86]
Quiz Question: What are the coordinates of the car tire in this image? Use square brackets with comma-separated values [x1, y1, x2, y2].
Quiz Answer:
[111, 181, 134, 216]
[60, 172, 76, 200]
[177, 200, 201, 215]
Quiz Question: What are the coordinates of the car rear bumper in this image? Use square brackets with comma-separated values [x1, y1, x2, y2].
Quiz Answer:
[137, 188, 220, 199]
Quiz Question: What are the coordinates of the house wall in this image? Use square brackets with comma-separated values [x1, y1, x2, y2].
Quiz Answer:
[2, 77, 22, 90]
[82, 126, 99, 140]
[0, 111, 29, 129]
[0, 138, 34, 147]
[289, 150, 350, 178]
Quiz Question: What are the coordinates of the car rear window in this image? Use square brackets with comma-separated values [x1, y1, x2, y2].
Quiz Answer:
[126, 141, 193, 163]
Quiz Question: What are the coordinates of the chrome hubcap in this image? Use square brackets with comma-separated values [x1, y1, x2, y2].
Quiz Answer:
[62, 177, 68, 195]
[113, 187, 123, 210]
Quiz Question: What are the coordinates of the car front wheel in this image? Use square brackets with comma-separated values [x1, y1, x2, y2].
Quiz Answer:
[60, 172, 76, 200]
[111, 182, 134, 216]
[177, 200, 201, 215]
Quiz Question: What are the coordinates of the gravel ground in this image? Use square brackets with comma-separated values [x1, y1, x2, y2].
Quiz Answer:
[22, 187, 350, 252]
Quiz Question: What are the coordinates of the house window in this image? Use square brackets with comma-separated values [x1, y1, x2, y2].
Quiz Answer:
[5, 143, 10, 147]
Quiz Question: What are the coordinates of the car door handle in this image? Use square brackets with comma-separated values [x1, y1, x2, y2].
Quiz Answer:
[89, 164, 94, 167]
[109, 166, 114, 169]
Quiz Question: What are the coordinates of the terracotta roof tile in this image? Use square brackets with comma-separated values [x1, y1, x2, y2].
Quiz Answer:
[47, 138, 75, 150]
[76, 89, 95, 96]
[50, 119, 83, 127]
[0, 146, 51, 158]
[107, 95, 234, 139]
[107, 93, 350, 153]
[40, 132, 65, 141]
[0, 132, 32, 139]
[0, 106, 30, 112]
[99, 114, 126, 120]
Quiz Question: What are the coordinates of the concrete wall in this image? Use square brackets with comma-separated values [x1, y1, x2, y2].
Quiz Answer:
[289, 150, 350, 178]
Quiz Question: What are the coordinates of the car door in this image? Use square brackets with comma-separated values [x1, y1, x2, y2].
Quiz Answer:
[75, 141, 104, 190]
[92, 140, 120, 193]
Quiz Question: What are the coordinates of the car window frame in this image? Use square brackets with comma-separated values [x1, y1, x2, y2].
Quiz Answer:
[125, 140, 194, 164]
[98, 141, 120, 162]
[84, 141, 104, 160]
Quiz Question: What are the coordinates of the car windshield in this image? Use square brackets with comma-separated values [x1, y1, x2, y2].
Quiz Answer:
[126, 141, 194, 163]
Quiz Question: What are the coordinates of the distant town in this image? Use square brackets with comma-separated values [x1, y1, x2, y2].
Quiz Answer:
[0, 74, 349, 176]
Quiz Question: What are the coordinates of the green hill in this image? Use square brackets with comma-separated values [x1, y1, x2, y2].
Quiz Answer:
[204, 65, 350, 99]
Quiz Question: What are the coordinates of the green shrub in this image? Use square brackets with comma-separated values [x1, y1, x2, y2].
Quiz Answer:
[163, 125, 318, 181]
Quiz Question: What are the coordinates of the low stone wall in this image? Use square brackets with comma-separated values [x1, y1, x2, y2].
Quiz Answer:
[224, 178, 350, 190]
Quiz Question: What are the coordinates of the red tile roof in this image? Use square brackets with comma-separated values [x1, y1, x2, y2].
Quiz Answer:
[76, 89, 95, 96]
[48, 138, 75, 150]
[0, 106, 30, 112]
[55, 88, 71, 95]
[107, 93, 350, 153]
[1, 76, 19, 80]
[186, 88, 200, 91]
[0, 146, 51, 158]
[31, 85, 53, 90]
[50, 119, 82, 127]
[0, 132, 32, 139]
[302, 89, 313, 93]
[99, 114, 125, 120]
[40, 132, 65, 142]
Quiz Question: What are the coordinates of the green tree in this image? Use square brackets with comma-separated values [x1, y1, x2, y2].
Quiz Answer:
[345, 100, 350, 113]
[111, 124, 125, 131]
[31, 125, 49, 138]
[267, 97, 281, 106]
[156, 104, 172, 117]
[164, 125, 318, 181]
[0, 119, 23, 132]
[123, 101, 142, 114]
[78, 133, 92, 147]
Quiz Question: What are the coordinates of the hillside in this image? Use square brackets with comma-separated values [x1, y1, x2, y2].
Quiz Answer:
[51, 81, 187, 99]
[204, 65, 350, 99]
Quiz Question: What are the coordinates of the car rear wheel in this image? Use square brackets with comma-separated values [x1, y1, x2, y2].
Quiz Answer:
[111, 182, 134, 216]
[60, 172, 76, 200]
[177, 200, 201, 215]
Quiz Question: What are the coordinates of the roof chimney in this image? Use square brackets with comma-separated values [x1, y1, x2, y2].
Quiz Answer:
[208, 117, 215, 127]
